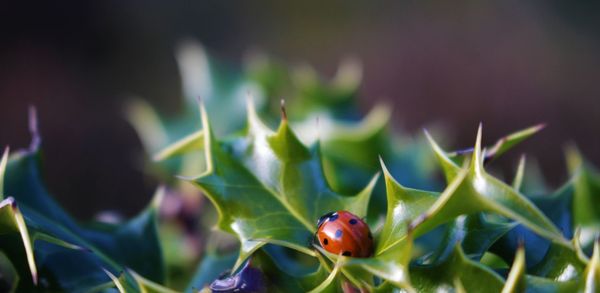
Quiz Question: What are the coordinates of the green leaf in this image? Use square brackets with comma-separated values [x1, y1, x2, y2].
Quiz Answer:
[316, 226, 415, 291]
[446, 124, 545, 163]
[566, 146, 600, 227]
[512, 155, 527, 191]
[102, 269, 179, 293]
[524, 275, 578, 293]
[184, 100, 377, 269]
[492, 179, 582, 275]
[416, 126, 565, 245]
[255, 248, 331, 292]
[289, 58, 362, 120]
[457, 214, 517, 261]
[126, 41, 266, 182]
[527, 239, 587, 281]
[1, 143, 165, 291]
[376, 159, 437, 255]
[0, 251, 18, 292]
[295, 105, 391, 166]
[244, 52, 291, 105]
[0, 147, 8, 197]
[129, 269, 179, 293]
[484, 124, 545, 162]
[410, 244, 505, 292]
[153, 130, 204, 162]
[502, 244, 526, 293]
[581, 240, 600, 292]
[1, 197, 39, 285]
[307, 258, 343, 293]
[186, 250, 236, 292]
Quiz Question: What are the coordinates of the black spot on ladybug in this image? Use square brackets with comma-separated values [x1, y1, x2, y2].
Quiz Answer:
[335, 229, 343, 239]
[317, 212, 335, 228]
[329, 213, 339, 222]
[323, 238, 329, 245]
[342, 251, 352, 256]
[349, 219, 357, 225]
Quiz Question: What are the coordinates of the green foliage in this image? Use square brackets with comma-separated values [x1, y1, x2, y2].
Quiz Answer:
[2, 42, 600, 292]
[0, 126, 169, 292]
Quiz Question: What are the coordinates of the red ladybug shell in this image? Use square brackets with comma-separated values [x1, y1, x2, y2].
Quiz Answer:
[316, 211, 373, 258]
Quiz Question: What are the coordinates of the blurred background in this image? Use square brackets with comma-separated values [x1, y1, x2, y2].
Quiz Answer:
[1, 1, 599, 220]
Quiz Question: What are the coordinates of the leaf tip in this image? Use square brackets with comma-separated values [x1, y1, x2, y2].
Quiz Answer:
[31, 271, 38, 286]
[28, 105, 41, 152]
[280, 98, 288, 121]
[475, 123, 483, 150]
[517, 237, 525, 249]
[0, 146, 8, 195]
[471, 123, 484, 171]
[5, 196, 17, 210]
[150, 186, 166, 210]
[423, 128, 444, 155]
[533, 123, 547, 132]
[195, 96, 210, 131]
[422, 128, 433, 141]
[564, 143, 583, 173]
[245, 92, 258, 119]
[379, 156, 392, 177]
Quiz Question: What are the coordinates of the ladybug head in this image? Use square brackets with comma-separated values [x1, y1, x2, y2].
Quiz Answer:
[316, 211, 337, 228]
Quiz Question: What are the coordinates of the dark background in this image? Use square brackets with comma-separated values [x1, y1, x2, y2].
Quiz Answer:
[1, 1, 599, 220]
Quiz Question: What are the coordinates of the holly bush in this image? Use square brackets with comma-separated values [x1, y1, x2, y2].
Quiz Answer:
[1, 41, 599, 292]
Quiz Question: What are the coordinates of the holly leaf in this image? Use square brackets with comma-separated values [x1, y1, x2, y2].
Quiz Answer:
[182, 100, 377, 270]
[491, 181, 581, 272]
[502, 244, 526, 293]
[524, 275, 578, 292]
[186, 250, 236, 292]
[415, 126, 565, 245]
[447, 124, 545, 164]
[459, 214, 517, 261]
[0, 250, 18, 292]
[102, 269, 178, 293]
[0, 128, 165, 291]
[288, 58, 362, 121]
[376, 159, 437, 255]
[566, 146, 600, 228]
[527, 238, 587, 282]
[410, 244, 505, 292]
[580, 240, 600, 292]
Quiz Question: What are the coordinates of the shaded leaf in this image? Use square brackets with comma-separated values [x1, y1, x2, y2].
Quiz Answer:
[1, 143, 165, 291]
[492, 180, 576, 269]
[0, 251, 18, 293]
[410, 244, 504, 292]
[186, 250, 236, 292]
[307, 258, 342, 293]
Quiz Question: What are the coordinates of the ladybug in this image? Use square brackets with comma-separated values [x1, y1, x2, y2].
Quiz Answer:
[316, 211, 374, 258]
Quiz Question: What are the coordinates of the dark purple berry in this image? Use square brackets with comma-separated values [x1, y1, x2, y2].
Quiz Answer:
[209, 260, 266, 293]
